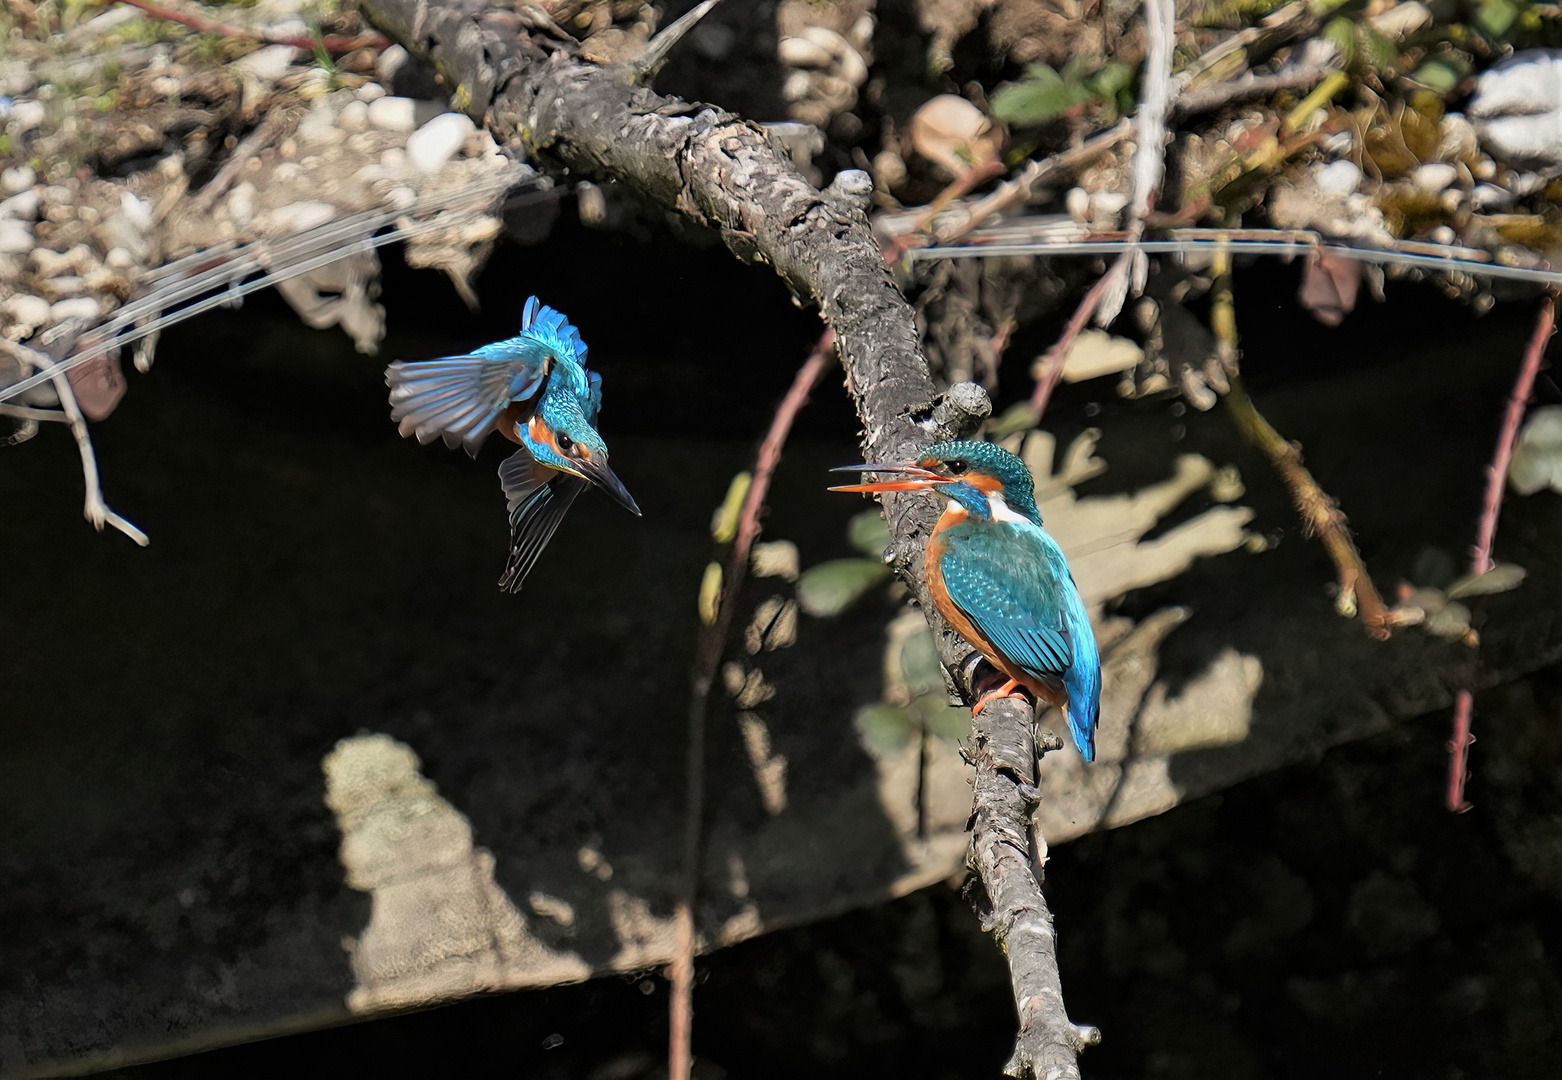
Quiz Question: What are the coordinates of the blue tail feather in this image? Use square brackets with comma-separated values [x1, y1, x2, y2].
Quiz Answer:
[1062, 589, 1100, 762]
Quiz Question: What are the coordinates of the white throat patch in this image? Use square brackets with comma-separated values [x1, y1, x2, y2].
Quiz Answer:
[986, 492, 1030, 525]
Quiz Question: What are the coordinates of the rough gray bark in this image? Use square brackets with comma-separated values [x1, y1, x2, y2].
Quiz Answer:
[355, 1, 1090, 1073]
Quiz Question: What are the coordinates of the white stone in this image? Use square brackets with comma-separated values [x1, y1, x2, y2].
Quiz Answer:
[1368, 1, 1431, 39]
[376, 44, 409, 82]
[2, 293, 50, 331]
[1471, 184, 1515, 211]
[367, 96, 417, 132]
[30, 247, 76, 276]
[1065, 186, 1091, 224]
[151, 75, 181, 96]
[356, 82, 388, 103]
[1412, 163, 1458, 193]
[266, 201, 336, 233]
[120, 191, 153, 230]
[1470, 50, 1562, 172]
[10, 99, 46, 132]
[1091, 190, 1128, 220]
[225, 181, 256, 224]
[105, 247, 135, 270]
[0, 190, 39, 220]
[1315, 159, 1363, 196]
[265, 18, 309, 41]
[1429, 225, 1457, 245]
[779, 37, 834, 69]
[0, 219, 31, 254]
[387, 186, 418, 210]
[380, 147, 408, 176]
[781, 70, 813, 103]
[1, 165, 34, 194]
[49, 296, 101, 322]
[44, 274, 86, 297]
[405, 112, 476, 174]
[297, 104, 344, 147]
[234, 44, 300, 83]
[337, 100, 369, 133]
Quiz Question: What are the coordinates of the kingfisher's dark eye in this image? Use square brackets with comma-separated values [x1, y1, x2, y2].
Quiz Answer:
[946, 459, 968, 475]
[557, 433, 575, 454]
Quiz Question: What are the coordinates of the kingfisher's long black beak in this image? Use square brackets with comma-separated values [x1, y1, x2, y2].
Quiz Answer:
[828, 462, 949, 493]
[578, 457, 642, 515]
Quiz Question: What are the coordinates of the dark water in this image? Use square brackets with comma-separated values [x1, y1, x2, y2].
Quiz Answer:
[87, 669, 1561, 1080]
[42, 216, 1555, 1079]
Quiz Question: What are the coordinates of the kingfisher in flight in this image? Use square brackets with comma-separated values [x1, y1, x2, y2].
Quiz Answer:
[385, 297, 640, 591]
[832, 440, 1100, 761]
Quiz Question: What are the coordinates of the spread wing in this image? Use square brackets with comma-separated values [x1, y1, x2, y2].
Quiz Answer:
[521, 296, 588, 365]
[497, 449, 587, 592]
[386, 339, 549, 453]
[938, 525, 1073, 683]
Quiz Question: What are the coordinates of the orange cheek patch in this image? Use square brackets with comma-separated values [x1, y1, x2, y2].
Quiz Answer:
[528, 416, 559, 455]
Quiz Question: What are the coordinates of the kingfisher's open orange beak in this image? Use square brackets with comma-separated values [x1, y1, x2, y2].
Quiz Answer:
[828, 462, 950, 493]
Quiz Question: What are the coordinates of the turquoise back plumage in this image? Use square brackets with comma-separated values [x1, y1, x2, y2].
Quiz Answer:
[919, 441, 1100, 761]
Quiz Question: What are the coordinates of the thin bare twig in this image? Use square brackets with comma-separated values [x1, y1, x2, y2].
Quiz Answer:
[1448, 290, 1558, 812]
[670, 328, 836, 1080]
[926, 122, 1134, 251]
[115, 0, 388, 53]
[883, 158, 1009, 264]
[1208, 251, 1391, 638]
[625, 0, 726, 82]
[0, 340, 148, 547]
[1472, 293, 1556, 576]
[1093, 0, 1176, 328]
[1026, 271, 1123, 422]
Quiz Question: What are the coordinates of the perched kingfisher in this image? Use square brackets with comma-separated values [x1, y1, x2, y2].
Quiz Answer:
[832, 440, 1100, 760]
[385, 297, 640, 591]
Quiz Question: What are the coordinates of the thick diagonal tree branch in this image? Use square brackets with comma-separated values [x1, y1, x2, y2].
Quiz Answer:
[356, 2, 1090, 1073]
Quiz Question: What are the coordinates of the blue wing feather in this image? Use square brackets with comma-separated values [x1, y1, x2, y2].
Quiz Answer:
[496, 448, 586, 591]
[939, 520, 1100, 760]
[386, 296, 589, 454]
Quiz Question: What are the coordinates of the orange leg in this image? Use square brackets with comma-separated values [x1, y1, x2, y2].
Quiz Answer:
[972, 678, 1029, 717]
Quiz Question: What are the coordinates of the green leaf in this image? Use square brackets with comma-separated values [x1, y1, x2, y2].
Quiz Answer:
[1358, 25, 1400, 72]
[847, 509, 891, 557]
[923, 703, 970, 741]
[797, 558, 889, 617]
[1088, 60, 1134, 100]
[710, 471, 752, 542]
[855, 704, 914, 756]
[898, 629, 946, 698]
[988, 401, 1040, 439]
[1323, 17, 1358, 64]
[1476, 0, 1520, 37]
[1413, 56, 1466, 97]
[1446, 562, 1527, 599]
[991, 64, 1092, 126]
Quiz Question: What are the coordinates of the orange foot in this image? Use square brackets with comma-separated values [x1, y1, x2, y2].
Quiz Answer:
[972, 678, 1026, 716]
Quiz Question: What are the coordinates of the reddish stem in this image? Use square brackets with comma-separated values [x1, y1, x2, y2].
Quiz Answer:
[670, 327, 836, 1080]
[1027, 266, 1122, 421]
[1446, 689, 1475, 814]
[117, 0, 388, 53]
[1471, 293, 1556, 575]
[1447, 290, 1557, 813]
